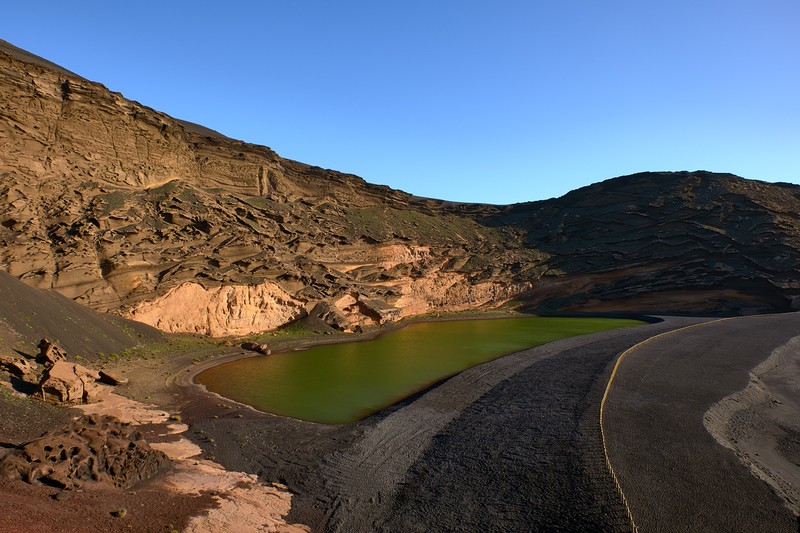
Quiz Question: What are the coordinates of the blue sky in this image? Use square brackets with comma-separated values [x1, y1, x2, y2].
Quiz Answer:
[4, 1, 799, 204]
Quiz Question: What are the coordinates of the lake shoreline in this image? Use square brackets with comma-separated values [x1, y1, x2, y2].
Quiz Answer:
[175, 310, 530, 401]
[181, 309, 661, 386]
[180, 316, 694, 530]
[87, 310, 662, 530]
[182, 313, 650, 423]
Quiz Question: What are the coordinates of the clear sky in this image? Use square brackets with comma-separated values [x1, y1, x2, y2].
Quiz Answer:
[4, 1, 799, 204]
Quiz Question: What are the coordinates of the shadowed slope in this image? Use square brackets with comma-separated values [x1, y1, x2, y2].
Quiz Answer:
[0, 271, 161, 357]
[489, 172, 800, 314]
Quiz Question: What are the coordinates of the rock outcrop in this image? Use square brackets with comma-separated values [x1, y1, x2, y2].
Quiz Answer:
[1, 39, 799, 327]
[0, 355, 38, 381]
[39, 361, 102, 403]
[241, 342, 271, 355]
[125, 282, 307, 337]
[36, 339, 67, 367]
[0, 40, 541, 335]
[0, 414, 168, 489]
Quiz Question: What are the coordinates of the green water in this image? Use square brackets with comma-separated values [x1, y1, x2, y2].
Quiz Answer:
[196, 317, 643, 424]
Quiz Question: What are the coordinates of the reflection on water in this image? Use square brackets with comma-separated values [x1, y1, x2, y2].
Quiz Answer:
[196, 317, 642, 424]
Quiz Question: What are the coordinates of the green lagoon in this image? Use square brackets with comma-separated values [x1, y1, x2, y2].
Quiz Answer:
[196, 317, 643, 424]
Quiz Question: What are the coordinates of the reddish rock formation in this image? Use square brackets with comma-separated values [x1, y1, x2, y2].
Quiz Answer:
[36, 339, 66, 367]
[0, 414, 168, 489]
[0, 355, 38, 381]
[39, 361, 102, 404]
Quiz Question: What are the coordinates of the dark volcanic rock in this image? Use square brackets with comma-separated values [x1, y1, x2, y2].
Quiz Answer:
[0, 414, 168, 489]
[487, 171, 800, 314]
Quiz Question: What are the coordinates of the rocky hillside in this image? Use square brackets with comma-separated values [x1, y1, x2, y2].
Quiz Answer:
[488, 172, 800, 314]
[1, 39, 798, 336]
[0, 40, 542, 336]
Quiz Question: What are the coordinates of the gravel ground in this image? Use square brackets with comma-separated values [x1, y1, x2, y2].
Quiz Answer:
[604, 313, 800, 532]
[183, 316, 704, 531]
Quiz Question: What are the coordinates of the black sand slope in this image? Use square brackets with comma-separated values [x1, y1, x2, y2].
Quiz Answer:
[186, 317, 709, 531]
[0, 271, 161, 357]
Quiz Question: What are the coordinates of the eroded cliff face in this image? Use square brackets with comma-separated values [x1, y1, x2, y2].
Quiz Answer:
[0, 40, 544, 336]
[125, 282, 306, 337]
[2, 39, 800, 335]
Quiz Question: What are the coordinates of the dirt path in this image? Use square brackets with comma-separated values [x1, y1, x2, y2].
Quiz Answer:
[604, 313, 800, 532]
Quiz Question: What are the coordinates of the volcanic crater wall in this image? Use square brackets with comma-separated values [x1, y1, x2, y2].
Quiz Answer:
[0, 41, 543, 336]
[2, 39, 800, 336]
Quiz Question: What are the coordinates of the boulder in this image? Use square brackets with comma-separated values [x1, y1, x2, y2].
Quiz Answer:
[0, 355, 39, 381]
[39, 361, 101, 403]
[240, 342, 271, 355]
[0, 414, 169, 490]
[309, 301, 349, 331]
[36, 339, 67, 367]
[98, 370, 129, 386]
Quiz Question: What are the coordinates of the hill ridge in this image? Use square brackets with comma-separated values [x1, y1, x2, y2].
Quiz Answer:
[1, 39, 798, 335]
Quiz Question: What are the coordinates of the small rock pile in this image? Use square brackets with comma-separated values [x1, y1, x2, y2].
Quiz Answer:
[0, 339, 127, 404]
[39, 360, 103, 404]
[0, 414, 168, 489]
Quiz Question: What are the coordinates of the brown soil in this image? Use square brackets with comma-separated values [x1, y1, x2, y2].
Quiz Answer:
[0, 477, 215, 533]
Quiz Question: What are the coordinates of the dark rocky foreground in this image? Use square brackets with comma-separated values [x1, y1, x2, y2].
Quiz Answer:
[0, 414, 168, 490]
[182, 317, 705, 532]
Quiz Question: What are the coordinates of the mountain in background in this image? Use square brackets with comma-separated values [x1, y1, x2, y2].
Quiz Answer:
[1, 39, 798, 338]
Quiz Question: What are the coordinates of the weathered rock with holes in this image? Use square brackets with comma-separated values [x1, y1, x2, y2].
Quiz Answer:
[0, 414, 169, 489]
[0, 354, 39, 381]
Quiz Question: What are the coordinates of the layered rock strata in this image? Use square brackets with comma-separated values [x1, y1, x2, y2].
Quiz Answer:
[0, 40, 543, 335]
[2, 39, 800, 333]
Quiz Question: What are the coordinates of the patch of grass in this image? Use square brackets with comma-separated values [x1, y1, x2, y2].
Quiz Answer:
[98, 191, 127, 214]
[94, 334, 214, 365]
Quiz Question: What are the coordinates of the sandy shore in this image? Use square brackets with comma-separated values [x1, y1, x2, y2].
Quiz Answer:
[704, 333, 800, 515]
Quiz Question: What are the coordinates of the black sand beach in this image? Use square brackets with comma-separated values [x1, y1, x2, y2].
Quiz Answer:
[180, 316, 708, 531]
